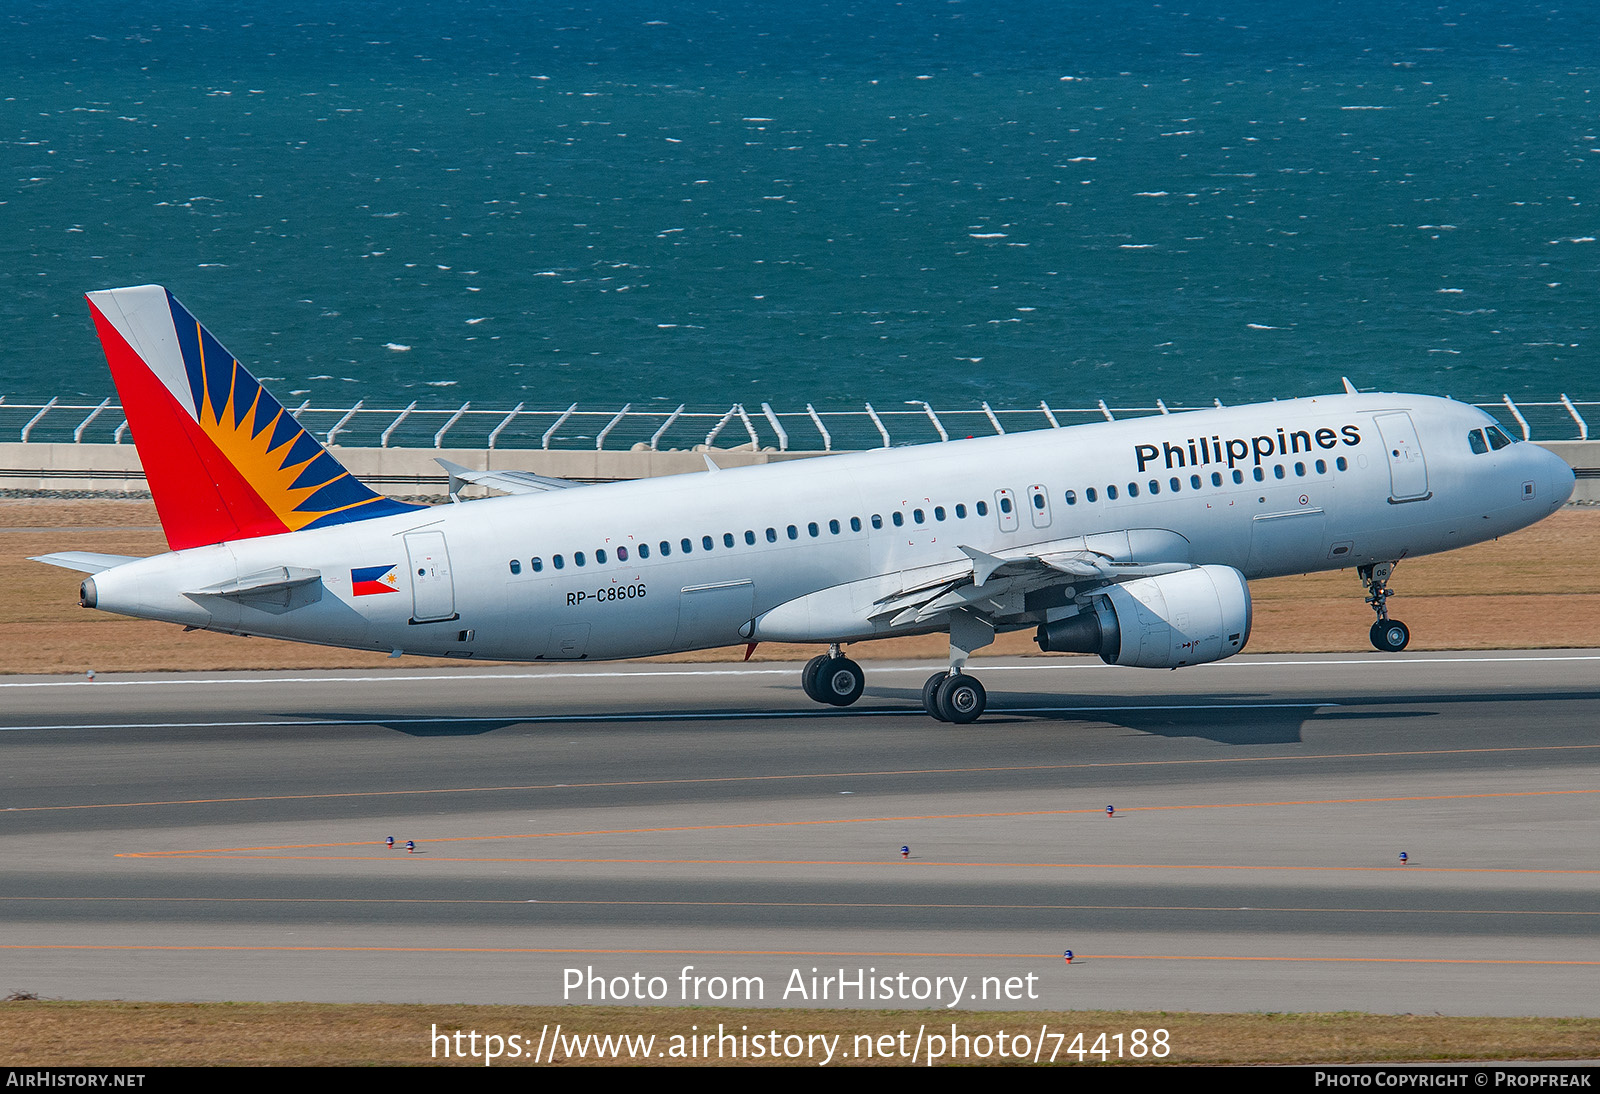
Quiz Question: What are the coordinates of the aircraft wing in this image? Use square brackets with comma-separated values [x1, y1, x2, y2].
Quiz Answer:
[29, 552, 144, 574]
[436, 458, 584, 496]
[751, 527, 1195, 639]
[869, 534, 1192, 628]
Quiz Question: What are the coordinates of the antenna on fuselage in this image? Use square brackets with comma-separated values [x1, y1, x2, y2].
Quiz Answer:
[1342, 377, 1360, 395]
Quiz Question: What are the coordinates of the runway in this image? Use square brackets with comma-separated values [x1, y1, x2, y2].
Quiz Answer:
[1, 651, 1597, 1015]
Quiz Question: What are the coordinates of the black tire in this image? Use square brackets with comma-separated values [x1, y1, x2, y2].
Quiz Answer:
[936, 673, 987, 724]
[800, 654, 830, 702]
[817, 656, 865, 706]
[1370, 619, 1411, 653]
[922, 672, 950, 721]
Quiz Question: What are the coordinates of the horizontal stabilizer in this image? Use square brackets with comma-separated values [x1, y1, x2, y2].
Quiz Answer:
[435, 458, 583, 496]
[29, 552, 143, 575]
[189, 566, 323, 599]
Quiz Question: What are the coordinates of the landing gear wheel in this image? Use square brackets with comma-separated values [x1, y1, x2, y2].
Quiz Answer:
[1370, 619, 1410, 653]
[935, 673, 987, 724]
[800, 654, 830, 702]
[815, 656, 865, 706]
[922, 672, 950, 721]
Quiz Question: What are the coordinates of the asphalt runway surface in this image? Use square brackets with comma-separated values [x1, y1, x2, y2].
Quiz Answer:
[1, 651, 1596, 1016]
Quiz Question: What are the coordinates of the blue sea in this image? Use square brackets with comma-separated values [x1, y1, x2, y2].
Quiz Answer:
[2, 1, 1597, 432]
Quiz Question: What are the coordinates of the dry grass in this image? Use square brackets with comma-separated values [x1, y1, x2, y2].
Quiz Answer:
[4, 499, 1598, 675]
[0, 1001, 1596, 1066]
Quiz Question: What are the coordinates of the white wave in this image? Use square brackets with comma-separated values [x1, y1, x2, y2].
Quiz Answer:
[969, 232, 1007, 239]
[465, 317, 487, 324]
[426, 380, 458, 386]
[1246, 323, 1281, 330]
[1134, 191, 1169, 197]
[384, 343, 411, 352]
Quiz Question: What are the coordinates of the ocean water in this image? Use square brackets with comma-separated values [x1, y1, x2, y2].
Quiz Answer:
[2, 0, 1596, 429]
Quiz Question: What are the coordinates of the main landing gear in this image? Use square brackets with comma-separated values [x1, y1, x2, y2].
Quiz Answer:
[1360, 561, 1411, 653]
[921, 670, 987, 724]
[801, 644, 865, 707]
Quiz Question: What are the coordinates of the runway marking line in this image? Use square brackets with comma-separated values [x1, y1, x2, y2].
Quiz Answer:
[3, 896, 1596, 916]
[115, 787, 1600, 860]
[0, 943, 1594, 967]
[19, 742, 1600, 815]
[3, 649, 1599, 689]
[108, 854, 1600, 875]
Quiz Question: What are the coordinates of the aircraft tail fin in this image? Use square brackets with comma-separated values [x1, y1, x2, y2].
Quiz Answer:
[86, 285, 421, 551]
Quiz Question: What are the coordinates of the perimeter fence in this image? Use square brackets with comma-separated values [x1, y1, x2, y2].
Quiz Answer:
[0, 394, 1592, 452]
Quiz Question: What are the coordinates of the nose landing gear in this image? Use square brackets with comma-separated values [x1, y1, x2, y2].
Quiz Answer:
[1361, 562, 1411, 652]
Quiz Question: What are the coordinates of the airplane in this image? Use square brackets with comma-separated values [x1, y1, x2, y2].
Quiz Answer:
[32, 285, 1576, 723]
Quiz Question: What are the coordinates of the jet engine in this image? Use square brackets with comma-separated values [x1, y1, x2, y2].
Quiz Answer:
[1034, 564, 1251, 668]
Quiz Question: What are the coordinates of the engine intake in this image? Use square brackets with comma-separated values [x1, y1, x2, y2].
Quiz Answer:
[1035, 564, 1252, 669]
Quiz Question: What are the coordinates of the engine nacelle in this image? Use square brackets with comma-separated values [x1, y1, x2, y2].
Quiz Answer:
[1035, 564, 1252, 668]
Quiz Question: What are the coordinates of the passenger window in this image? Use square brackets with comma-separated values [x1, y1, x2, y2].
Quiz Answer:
[829, 519, 841, 534]
[766, 527, 778, 542]
[1106, 485, 1118, 500]
[723, 533, 734, 548]
[1032, 493, 1045, 509]
[617, 546, 628, 561]
[1294, 462, 1305, 477]
[850, 517, 862, 531]
[1315, 459, 1326, 474]
[745, 530, 756, 545]
[787, 525, 799, 540]
[1127, 482, 1139, 498]
[976, 501, 989, 516]
[892, 512, 904, 527]
[871, 515, 883, 529]
[596, 549, 607, 564]
[1064, 490, 1077, 505]
[1211, 472, 1223, 487]
[954, 504, 966, 519]
[1086, 488, 1097, 503]
[1336, 457, 1348, 471]
[703, 535, 715, 551]
[933, 508, 944, 522]
[575, 551, 586, 567]
[808, 522, 819, 537]
[660, 541, 671, 557]
[1149, 480, 1160, 495]
[1190, 475, 1200, 489]
[1469, 429, 1489, 455]
[638, 544, 649, 559]
[1253, 467, 1265, 482]
[999, 496, 1013, 514]
[681, 538, 693, 553]
[532, 557, 544, 572]
[553, 554, 564, 570]
[1170, 477, 1180, 492]
[912, 510, 924, 524]
[1232, 470, 1244, 484]
[1273, 465, 1285, 480]
[509, 559, 521, 575]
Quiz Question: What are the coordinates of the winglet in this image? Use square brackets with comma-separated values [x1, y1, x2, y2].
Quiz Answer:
[85, 286, 421, 550]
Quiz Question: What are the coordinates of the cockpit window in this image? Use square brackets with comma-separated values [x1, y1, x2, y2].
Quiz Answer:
[1486, 425, 1514, 450]
[1468, 429, 1489, 455]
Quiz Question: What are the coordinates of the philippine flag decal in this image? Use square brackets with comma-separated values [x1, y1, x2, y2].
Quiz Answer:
[352, 564, 401, 596]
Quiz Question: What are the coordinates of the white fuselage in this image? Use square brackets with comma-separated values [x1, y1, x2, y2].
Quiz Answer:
[85, 393, 1574, 662]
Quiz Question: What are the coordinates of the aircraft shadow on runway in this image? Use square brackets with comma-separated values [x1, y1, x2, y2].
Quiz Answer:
[288, 692, 1436, 746]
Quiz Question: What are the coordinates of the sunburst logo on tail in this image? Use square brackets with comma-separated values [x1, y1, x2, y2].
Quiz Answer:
[86, 285, 420, 550]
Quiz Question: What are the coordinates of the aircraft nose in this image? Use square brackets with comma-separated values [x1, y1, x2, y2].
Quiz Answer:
[1545, 445, 1576, 506]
